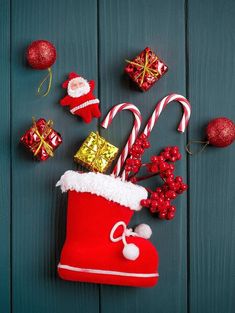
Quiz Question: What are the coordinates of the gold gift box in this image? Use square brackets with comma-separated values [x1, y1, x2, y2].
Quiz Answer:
[74, 131, 119, 173]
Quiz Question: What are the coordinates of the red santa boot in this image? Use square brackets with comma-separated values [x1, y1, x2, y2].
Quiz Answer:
[56, 170, 159, 287]
[60, 72, 101, 123]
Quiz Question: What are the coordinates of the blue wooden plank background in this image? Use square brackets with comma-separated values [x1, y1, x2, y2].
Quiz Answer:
[0, 0, 234, 312]
[0, 1, 11, 312]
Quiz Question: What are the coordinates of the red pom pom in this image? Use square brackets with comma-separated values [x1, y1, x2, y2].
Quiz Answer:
[26, 40, 56, 70]
[206, 117, 235, 147]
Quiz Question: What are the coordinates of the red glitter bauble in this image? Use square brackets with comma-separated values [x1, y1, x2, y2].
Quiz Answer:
[206, 117, 235, 147]
[26, 40, 56, 70]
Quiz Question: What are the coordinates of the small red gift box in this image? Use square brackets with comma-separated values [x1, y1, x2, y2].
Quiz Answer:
[124, 47, 168, 92]
[20, 118, 62, 161]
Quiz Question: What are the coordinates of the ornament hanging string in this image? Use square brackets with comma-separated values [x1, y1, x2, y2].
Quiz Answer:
[31, 117, 54, 156]
[101, 103, 142, 178]
[122, 93, 191, 180]
[185, 117, 235, 153]
[185, 140, 209, 155]
[126, 50, 159, 86]
[37, 67, 52, 97]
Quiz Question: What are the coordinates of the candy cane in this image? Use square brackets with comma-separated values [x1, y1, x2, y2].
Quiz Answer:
[143, 93, 191, 136]
[122, 93, 191, 180]
[101, 103, 142, 178]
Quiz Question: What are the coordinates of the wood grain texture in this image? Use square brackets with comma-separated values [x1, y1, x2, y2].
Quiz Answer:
[0, 1, 11, 312]
[188, 0, 235, 312]
[98, 1, 187, 312]
[1, 0, 235, 312]
[11, 0, 99, 312]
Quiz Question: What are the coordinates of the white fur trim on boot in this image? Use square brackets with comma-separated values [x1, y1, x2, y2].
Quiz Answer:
[56, 171, 148, 211]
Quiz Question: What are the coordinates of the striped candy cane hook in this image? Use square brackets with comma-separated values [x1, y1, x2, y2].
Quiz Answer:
[123, 94, 191, 180]
[101, 103, 142, 178]
[143, 93, 191, 136]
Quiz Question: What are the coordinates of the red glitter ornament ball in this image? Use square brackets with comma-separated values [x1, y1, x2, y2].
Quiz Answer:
[26, 40, 56, 70]
[206, 117, 235, 147]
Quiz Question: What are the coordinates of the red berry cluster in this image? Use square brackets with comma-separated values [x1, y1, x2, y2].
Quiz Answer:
[125, 134, 150, 175]
[124, 140, 188, 221]
[141, 177, 188, 220]
[148, 146, 181, 174]
[140, 146, 188, 220]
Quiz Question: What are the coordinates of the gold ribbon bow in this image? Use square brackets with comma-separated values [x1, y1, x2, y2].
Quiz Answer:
[90, 132, 107, 171]
[126, 50, 160, 86]
[31, 118, 54, 157]
[74, 131, 118, 173]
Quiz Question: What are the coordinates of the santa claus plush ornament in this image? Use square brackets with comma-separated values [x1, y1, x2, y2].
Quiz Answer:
[60, 72, 101, 123]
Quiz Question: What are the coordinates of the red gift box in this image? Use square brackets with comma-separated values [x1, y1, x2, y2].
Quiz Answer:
[20, 118, 62, 161]
[124, 47, 168, 91]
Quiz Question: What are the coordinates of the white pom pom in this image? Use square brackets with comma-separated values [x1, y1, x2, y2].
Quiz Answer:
[122, 243, 139, 260]
[134, 223, 152, 239]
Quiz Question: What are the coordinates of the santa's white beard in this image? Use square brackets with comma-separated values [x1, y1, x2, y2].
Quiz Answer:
[67, 77, 90, 98]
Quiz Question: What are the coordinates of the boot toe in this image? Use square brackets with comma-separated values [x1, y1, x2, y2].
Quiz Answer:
[58, 237, 159, 287]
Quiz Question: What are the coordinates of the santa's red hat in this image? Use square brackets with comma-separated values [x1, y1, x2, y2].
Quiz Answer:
[62, 72, 81, 89]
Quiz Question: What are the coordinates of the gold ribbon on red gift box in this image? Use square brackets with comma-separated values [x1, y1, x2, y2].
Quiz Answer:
[126, 49, 160, 86]
[31, 118, 54, 157]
